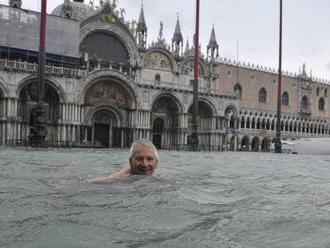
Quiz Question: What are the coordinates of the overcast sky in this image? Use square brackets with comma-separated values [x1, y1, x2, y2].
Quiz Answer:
[1, 0, 329, 80]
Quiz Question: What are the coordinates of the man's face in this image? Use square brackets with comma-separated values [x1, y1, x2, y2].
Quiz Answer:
[129, 145, 158, 175]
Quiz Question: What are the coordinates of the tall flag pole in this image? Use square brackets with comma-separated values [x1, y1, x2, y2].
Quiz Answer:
[190, 0, 200, 150]
[275, 0, 283, 153]
[29, 0, 48, 147]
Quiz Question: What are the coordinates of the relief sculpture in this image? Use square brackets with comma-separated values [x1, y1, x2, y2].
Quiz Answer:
[85, 81, 132, 108]
[145, 52, 172, 71]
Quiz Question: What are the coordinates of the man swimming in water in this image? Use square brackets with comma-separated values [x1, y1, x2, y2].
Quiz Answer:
[90, 139, 159, 182]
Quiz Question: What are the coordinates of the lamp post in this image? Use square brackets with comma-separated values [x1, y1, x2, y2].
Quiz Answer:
[275, 0, 282, 153]
[190, 0, 200, 150]
[28, 0, 48, 147]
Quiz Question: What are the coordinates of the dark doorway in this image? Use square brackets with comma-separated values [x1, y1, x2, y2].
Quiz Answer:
[94, 124, 109, 147]
[112, 127, 122, 148]
[153, 134, 162, 149]
[152, 118, 164, 149]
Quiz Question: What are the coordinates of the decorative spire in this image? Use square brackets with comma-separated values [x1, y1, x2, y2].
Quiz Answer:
[172, 13, 183, 44]
[184, 37, 190, 55]
[207, 25, 219, 61]
[136, 3, 147, 33]
[136, 2, 147, 50]
[172, 13, 183, 57]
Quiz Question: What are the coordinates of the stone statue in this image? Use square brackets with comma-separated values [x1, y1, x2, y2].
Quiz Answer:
[159, 21, 163, 39]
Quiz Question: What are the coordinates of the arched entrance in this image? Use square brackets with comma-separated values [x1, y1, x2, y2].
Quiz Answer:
[18, 81, 61, 143]
[151, 95, 181, 149]
[92, 109, 120, 148]
[261, 137, 270, 152]
[241, 136, 249, 151]
[152, 118, 165, 149]
[251, 137, 259, 152]
[84, 79, 135, 148]
[188, 100, 214, 146]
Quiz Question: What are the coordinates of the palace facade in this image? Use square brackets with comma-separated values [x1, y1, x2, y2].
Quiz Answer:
[0, 0, 329, 151]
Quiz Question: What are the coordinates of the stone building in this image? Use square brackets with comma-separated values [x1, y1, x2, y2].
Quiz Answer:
[0, 0, 329, 151]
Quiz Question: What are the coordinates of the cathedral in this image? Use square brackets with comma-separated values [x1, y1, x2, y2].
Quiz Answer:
[0, 0, 329, 151]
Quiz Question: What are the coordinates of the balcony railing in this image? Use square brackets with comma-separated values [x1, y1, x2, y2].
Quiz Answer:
[0, 58, 87, 78]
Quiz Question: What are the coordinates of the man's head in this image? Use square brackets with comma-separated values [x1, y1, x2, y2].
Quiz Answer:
[129, 139, 158, 175]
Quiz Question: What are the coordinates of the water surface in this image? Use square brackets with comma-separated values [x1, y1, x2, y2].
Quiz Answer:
[1, 148, 330, 248]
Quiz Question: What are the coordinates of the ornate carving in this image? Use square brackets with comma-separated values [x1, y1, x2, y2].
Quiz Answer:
[85, 81, 132, 108]
[145, 52, 172, 71]
[182, 60, 204, 76]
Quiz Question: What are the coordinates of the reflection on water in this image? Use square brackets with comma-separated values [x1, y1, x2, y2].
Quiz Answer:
[1, 148, 330, 248]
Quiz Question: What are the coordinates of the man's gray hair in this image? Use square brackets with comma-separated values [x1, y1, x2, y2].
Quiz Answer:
[128, 139, 158, 160]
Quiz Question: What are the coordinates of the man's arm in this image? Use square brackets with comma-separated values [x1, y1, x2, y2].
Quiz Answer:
[88, 167, 131, 183]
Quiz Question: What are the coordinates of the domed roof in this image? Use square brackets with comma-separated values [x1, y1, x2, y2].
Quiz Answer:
[51, 0, 95, 21]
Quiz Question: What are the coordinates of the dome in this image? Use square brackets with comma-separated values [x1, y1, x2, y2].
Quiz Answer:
[51, 0, 95, 21]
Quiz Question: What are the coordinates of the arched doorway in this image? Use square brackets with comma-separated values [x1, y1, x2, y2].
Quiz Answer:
[251, 137, 259, 152]
[188, 100, 214, 146]
[152, 118, 164, 149]
[241, 136, 249, 151]
[261, 137, 270, 152]
[84, 79, 135, 148]
[93, 109, 120, 148]
[18, 81, 61, 143]
[151, 95, 181, 149]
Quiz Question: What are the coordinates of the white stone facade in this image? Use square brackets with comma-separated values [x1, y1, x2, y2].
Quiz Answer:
[0, 1, 328, 151]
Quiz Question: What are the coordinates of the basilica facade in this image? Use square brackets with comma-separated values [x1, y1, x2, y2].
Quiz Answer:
[0, 0, 329, 151]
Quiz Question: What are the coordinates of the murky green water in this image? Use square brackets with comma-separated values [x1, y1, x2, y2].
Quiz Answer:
[1, 148, 330, 248]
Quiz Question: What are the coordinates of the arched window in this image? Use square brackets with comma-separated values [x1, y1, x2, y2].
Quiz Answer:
[259, 88, 267, 103]
[301, 96, 308, 111]
[317, 87, 320, 96]
[234, 83, 243, 99]
[282, 91, 289, 106]
[319, 97, 325, 111]
[325, 88, 328, 97]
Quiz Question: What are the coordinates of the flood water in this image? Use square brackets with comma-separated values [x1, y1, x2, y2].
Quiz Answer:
[1, 148, 330, 248]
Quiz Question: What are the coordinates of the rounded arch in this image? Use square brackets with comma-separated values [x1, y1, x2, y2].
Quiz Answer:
[16, 76, 66, 102]
[188, 98, 217, 116]
[144, 48, 176, 72]
[78, 70, 137, 107]
[181, 57, 206, 76]
[18, 79, 62, 126]
[90, 106, 123, 148]
[80, 22, 138, 65]
[91, 106, 122, 127]
[251, 137, 259, 152]
[80, 30, 129, 64]
[84, 78, 136, 110]
[261, 137, 270, 152]
[241, 135, 250, 151]
[188, 100, 214, 117]
[151, 92, 183, 114]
